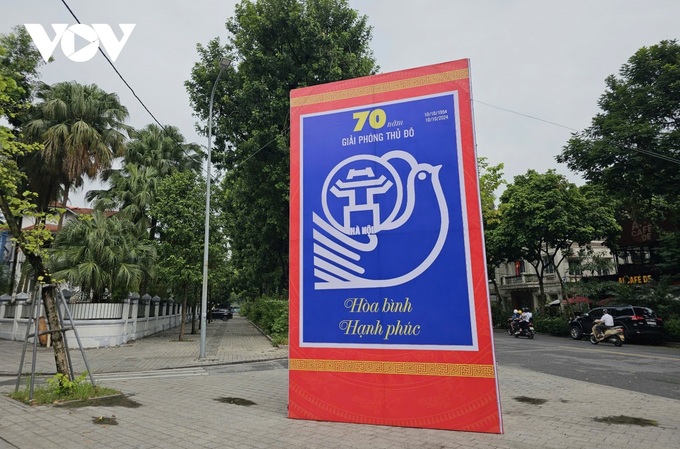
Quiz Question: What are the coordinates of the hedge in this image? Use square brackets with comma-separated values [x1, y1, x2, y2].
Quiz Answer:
[240, 296, 289, 345]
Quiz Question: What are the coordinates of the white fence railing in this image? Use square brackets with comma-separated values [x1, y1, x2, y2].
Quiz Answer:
[69, 303, 124, 320]
[0, 296, 190, 349]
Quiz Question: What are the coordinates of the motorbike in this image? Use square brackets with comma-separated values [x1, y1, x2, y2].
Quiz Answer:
[507, 317, 520, 335]
[590, 320, 625, 347]
[513, 321, 535, 339]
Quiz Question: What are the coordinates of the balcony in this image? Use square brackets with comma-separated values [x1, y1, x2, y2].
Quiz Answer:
[500, 273, 558, 289]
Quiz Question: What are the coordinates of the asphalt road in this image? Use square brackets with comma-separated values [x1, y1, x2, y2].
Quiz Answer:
[493, 329, 680, 400]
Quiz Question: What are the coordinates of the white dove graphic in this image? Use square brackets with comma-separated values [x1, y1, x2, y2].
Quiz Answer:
[312, 150, 449, 290]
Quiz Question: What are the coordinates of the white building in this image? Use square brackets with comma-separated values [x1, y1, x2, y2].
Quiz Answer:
[491, 240, 615, 312]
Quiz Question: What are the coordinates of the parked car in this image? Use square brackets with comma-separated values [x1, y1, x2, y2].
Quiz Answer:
[569, 305, 663, 342]
[211, 307, 233, 321]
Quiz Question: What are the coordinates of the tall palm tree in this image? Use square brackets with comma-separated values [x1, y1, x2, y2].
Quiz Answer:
[88, 164, 160, 235]
[23, 81, 131, 213]
[122, 124, 202, 177]
[88, 123, 202, 238]
[48, 211, 156, 301]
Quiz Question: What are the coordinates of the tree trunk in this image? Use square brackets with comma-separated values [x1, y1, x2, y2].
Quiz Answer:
[9, 243, 19, 293]
[191, 303, 197, 334]
[191, 285, 198, 334]
[178, 284, 188, 341]
[41, 285, 71, 377]
[57, 189, 70, 231]
[491, 278, 502, 307]
[0, 196, 71, 378]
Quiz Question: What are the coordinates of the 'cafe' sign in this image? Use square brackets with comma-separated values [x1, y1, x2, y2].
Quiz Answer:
[630, 221, 653, 243]
[618, 274, 653, 284]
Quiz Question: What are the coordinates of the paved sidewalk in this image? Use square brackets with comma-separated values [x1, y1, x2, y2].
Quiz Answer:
[1, 318, 679, 449]
[0, 316, 287, 376]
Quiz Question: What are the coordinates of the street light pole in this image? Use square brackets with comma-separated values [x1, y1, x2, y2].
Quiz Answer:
[200, 57, 231, 360]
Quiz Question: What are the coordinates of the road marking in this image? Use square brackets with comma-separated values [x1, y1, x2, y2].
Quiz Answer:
[94, 367, 208, 382]
[496, 340, 680, 361]
[551, 345, 680, 362]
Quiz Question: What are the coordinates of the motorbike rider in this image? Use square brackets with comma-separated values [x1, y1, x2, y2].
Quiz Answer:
[516, 308, 533, 334]
[595, 309, 614, 338]
[509, 309, 521, 333]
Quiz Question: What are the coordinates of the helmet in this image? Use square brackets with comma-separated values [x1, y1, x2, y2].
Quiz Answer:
[513, 309, 518, 314]
[517, 308, 522, 313]
[602, 309, 608, 314]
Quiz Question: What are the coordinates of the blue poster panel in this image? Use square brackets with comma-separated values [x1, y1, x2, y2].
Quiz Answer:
[300, 92, 477, 350]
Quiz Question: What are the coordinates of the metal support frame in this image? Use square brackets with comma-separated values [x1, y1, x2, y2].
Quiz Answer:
[14, 284, 95, 399]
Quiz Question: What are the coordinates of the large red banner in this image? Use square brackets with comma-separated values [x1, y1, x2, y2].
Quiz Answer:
[289, 59, 502, 433]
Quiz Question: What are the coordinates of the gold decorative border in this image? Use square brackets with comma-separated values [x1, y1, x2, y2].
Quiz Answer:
[289, 358, 495, 378]
[290, 68, 469, 107]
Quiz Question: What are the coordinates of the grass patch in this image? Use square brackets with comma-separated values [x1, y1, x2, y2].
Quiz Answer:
[9, 372, 120, 406]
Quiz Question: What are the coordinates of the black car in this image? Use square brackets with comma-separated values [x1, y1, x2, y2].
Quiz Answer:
[569, 305, 663, 341]
[211, 307, 233, 321]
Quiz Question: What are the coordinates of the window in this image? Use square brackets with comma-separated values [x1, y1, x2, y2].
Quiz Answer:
[596, 266, 610, 276]
[589, 308, 604, 319]
[542, 256, 555, 274]
[568, 260, 582, 276]
[514, 260, 525, 275]
[611, 307, 628, 317]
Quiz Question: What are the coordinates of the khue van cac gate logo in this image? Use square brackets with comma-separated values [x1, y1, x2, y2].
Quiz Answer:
[313, 150, 448, 290]
[24, 24, 136, 62]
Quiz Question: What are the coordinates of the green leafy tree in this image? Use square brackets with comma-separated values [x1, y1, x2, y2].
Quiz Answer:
[47, 212, 156, 301]
[87, 124, 203, 294]
[477, 157, 508, 302]
[23, 81, 132, 213]
[186, 0, 378, 298]
[88, 124, 202, 239]
[557, 40, 680, 271]
[0, 47, 69, 376]
[496, 170, 620, 309]
[150, 171, 227, 340]
[0, 26, 47, 127]
[0, 27, 46, 293]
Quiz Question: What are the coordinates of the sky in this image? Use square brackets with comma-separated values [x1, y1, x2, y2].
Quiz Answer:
[3, 0, 680, 207]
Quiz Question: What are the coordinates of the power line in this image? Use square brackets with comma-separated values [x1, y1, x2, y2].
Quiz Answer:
[614, 144, 680, 165]
[474, 99, 580, 132]
[474, 100, 680, 165]
[59, 0, 166, 132]
[59, 0, 210, 177]
[59, 0, 680, 170]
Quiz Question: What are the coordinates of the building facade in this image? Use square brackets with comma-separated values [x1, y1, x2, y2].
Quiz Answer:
[491, 240, 614, 312]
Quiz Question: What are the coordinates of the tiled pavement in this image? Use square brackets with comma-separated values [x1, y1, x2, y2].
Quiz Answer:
[1, 317, 678, 449]
[0, 316, 287, 376]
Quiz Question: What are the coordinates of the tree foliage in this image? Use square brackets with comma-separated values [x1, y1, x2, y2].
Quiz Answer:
[477, 157, 507, 299]
[48, 212, 156, 301]
[0, 41, 70, 377]
[87, 123, 202, 239]
[22, 81, 132, 211]
[496, 170, 620, 305]
[557, 40, 680, 269]
[0, 25, 46, 127]
[186, 0, 378, 298]
[150, 171, 228, 338]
